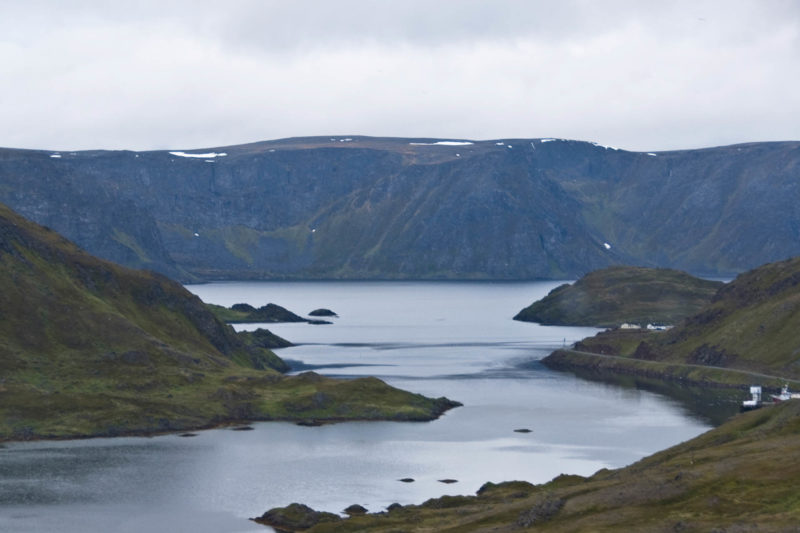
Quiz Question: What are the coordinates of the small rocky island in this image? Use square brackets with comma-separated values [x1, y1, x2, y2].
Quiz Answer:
[309, 308, 338, 317]
[207, 302, 335, 325]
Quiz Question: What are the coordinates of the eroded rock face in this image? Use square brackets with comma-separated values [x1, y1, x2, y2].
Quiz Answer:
[3, 138, 798, 282]
[516, 496, 565, 527]
[687, 343, 737, 366]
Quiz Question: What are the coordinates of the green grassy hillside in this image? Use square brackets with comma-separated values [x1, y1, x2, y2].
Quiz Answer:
[260, 400, 800, 532]
[513, 266, 723, 327]
[554, 257, 800, 381]
[636, 256, 800, 378]
[0, 204, 458, 440]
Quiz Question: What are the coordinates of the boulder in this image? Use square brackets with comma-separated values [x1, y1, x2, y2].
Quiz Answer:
[252, 503, 341, 531]
[343, 503, 368, 515]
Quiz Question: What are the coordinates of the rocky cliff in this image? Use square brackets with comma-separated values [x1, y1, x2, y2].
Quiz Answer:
[1, 137, 798, 281]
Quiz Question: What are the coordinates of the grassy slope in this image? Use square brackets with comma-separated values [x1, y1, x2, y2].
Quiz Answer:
[551, 257, 800, 382]
[513, 266, 723, 327]
[0, 204, 458, 440]
[295, 400, 800, 532]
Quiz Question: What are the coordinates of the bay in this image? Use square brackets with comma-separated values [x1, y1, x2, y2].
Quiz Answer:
[0, 281, 722, 532]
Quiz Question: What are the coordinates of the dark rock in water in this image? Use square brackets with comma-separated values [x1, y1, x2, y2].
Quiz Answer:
[438, 479, 458, 484]
[178, 432, 198, 437]
[307, 319, 333, 325]
[309, 308, 338, 317]
[398, 478, 415, 483]
[386, 503, 404, 512]
[252, 502, 341, 530]
[231, 425, 254, 431]
[343, 504, 368, 515]
[514, 428, 532, 433]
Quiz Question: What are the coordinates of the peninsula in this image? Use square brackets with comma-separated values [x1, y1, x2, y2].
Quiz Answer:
[0, 203, 459, 441]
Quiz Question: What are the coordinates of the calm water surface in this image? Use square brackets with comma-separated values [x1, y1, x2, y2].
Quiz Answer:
[0, 282, 718, 532]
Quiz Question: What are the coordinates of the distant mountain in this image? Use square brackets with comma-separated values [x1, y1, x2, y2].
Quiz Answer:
[0, 203, 458, 440]
[513, 266, 723, 327]
[1, 137, 799, 281]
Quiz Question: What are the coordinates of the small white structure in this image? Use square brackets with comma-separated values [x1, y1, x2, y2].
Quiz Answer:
[741, 386, 762, 410]
[619, 323, 640, 329]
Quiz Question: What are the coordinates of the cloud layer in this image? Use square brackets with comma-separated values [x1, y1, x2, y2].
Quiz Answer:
[1, 0, 798, 151]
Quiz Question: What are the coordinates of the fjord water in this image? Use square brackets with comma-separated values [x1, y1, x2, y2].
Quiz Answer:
[1, 282, 715, 532]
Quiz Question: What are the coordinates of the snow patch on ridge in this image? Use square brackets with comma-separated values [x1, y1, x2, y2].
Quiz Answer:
[591, 142, 620, 151]
[409, 141, 474, 146]
[169, 151, 228, 159]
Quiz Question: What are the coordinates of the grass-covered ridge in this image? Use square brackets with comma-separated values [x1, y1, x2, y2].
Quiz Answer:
[546, 257, 800, 382]
[514, 266, 723, 327]
[0, 203, 459, 441]
[264, 400, 800, 532]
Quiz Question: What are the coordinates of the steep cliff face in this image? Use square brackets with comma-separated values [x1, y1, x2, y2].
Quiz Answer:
[1, 137, 798, 281]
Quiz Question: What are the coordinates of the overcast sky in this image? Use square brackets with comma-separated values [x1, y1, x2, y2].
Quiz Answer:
[1, 0, 798, 152]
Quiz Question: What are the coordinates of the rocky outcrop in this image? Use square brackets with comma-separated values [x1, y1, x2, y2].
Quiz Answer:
[252, 503, 341, 531]
[343, 504, 368, 516]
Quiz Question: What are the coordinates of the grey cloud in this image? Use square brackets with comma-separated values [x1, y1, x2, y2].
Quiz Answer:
[0, 0, 798, 151]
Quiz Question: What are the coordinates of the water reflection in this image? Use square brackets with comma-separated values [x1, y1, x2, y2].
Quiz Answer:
[542, 366, 743, 426]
